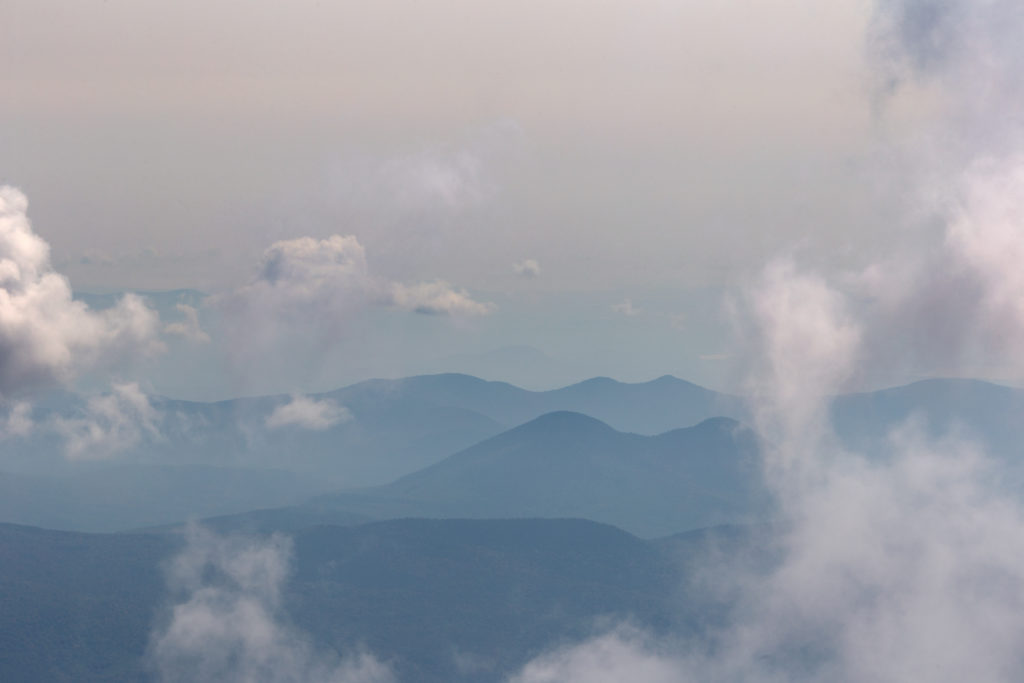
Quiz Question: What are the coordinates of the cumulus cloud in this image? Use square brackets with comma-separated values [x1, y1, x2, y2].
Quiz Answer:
[149, 526, 392, 683]
[0, 186, 163, 397]
[51, 382, 160, 459]
[512, 259, 541, 278]
[215, 235, 492, 377]
[164, 304, 211, 344]
[389, 280, 494, 316]
[265, 395, 351, 431]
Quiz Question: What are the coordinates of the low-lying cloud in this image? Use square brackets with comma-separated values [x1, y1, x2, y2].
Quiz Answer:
[265, 394, 351, 431]
[51, 382, 160, 460]
[149, 526, 393, 683]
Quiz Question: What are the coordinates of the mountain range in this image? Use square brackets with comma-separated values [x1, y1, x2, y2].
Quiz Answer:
[210, 412, 767, 538]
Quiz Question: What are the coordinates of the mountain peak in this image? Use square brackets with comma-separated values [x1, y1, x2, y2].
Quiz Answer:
[516, 410, 616, 434]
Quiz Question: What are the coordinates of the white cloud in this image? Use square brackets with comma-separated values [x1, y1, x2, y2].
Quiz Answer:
[509, 628, 683, 683]
[0, 186, 163, 396]
[389, 280, 494, 316]
[512, 259, 541, 279]
[215, 234, 492, 374]
[265, 395, 351, 431]
[164, 303, 211, 344]
[51, 382, 160, 460]
[221, 234, 493, 321]
[149, 526, 393, 683]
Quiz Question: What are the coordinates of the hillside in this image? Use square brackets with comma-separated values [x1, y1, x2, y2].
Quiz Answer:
[222, 412, 770, 538]
[0, 518, 704, 683]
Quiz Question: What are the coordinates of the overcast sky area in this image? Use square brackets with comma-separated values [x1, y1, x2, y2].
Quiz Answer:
[1, 0, 945, 398]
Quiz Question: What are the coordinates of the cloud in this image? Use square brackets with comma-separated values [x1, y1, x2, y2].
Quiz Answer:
[513, 258, 1024, 683]
[0, 186, 163, 397]
[0, 400, 33, 440]
[149, 526, 392, 683]
[513, 6, 1024, 679]
[214, 235, 492, 378]
[382, 149, 487, 214]
[222, 235, 492, 321]
[164, 304, 211, 344]
[265, 395, 351, 431]
[378, 120, 523, 216]
[508, 627, 683, 683]
[611, 299, 640, 317]
[51, 382, 160, 459]
[512, 259, 541, 279]
[389, 281, 494, 316]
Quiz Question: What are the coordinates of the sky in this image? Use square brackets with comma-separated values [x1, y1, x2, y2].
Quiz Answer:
[10, 3, 1024, 681]
[0, 0, 949, 397]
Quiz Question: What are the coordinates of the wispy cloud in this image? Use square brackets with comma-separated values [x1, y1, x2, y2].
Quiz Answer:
[512, 259, 541, 279]
[164, 304, 210, 344]
[149, 526, 392, 683]
[610, 299, 640, 317]
[0, 400, 33, 440]
[51, 383, 160, 460]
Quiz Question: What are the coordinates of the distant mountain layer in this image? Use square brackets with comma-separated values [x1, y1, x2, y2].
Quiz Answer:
[212, 412, 770, 538]
[0, 465, 335, 532]
[2, 373, 744, 488]
[0, 518, 739, 683]
[5, 374, 1024, 534]
[831, 378, 1024, 463]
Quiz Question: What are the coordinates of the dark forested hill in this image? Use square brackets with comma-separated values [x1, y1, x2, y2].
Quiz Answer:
[0, 518, 723, 683]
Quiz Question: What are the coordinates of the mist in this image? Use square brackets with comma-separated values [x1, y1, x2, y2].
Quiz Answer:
[508, 0, 1024, 680]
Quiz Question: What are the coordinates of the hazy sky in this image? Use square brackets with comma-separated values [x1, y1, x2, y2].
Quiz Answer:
[0, 0, 937, 396]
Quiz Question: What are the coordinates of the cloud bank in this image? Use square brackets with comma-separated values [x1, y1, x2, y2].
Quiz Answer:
[150, 526, 392, 683]
[0, 187, 163, 397]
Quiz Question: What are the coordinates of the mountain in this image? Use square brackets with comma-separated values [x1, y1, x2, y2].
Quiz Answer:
[328, 372, 746, 436]
[831, 378, 1024, 464]
[0, 518, 711, 683]
[0, 373, 743, 489]
[0, 464, 334, 533]
[215, 412, 769, 538]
